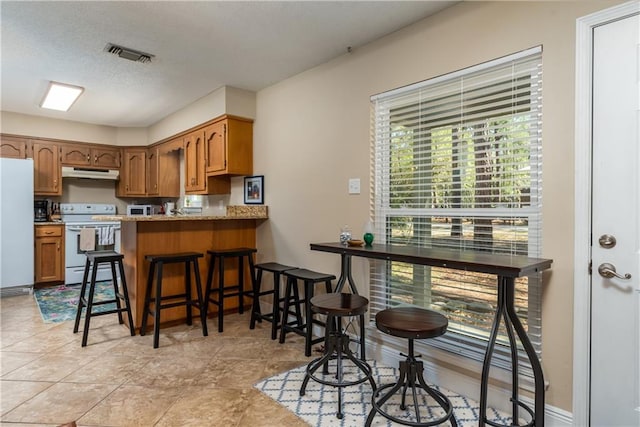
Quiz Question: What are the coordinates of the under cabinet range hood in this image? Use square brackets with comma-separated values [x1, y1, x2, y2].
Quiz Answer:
[61, 166, 119, 180]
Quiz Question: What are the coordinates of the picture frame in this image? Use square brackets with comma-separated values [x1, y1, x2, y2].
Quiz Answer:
[244, 175, 264, 204]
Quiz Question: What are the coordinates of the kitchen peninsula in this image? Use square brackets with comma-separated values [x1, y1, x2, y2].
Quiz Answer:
[92, 205, 267, 331]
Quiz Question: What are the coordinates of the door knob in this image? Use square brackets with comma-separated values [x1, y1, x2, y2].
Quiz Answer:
[597, 262, 632, 280]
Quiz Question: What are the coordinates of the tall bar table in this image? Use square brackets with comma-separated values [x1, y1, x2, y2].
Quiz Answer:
[310, 242, 552, 427]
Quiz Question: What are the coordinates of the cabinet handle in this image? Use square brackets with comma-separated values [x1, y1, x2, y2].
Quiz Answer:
[94, 155, 98, 163]
[87, 154, 90, 162]
[45, 231, 53, 235]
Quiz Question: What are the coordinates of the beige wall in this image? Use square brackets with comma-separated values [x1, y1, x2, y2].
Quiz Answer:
[253, 0, 622, 412]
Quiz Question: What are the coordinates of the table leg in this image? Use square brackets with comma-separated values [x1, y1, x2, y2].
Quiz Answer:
[480, 276, 544, 427]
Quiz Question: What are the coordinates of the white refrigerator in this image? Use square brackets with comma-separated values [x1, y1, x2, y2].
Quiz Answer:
[0, 158, 34, 289]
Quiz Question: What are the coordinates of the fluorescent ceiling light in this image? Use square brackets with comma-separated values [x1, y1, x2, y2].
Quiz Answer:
[40, 82, 84, 111]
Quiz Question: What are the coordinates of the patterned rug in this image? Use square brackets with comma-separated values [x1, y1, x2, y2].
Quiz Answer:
[255, 360, 512, 426]
[33, 282, 116, 323]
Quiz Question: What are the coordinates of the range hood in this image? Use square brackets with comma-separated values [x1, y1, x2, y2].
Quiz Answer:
[61, 166, 119, 180]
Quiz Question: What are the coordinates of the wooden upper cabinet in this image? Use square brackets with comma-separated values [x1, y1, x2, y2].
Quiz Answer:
[184, 130, 207, 193]
[0, 135, 29, 159]
[147, 139, 180, 197]
[32, 141, 61, 195]
[118, 148, 146, 196]
[206, 116, 253, 176]
[61, 143, 121, 168]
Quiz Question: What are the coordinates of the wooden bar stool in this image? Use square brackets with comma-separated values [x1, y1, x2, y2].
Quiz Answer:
[300, 293, 377, 419]
[249, 262, 297, 340]
[205, 247, 257, 333]
[365, 307, 457, 427]
[73, 250, 135, 347]
[279, 268, 335, 356]
[140, 252, 208, 348]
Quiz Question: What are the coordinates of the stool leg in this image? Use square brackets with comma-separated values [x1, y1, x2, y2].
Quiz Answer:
[81, 261, 100, 347]
[237, 256, 244, 314]
[304, 280, 314, 357]
[153, 261, 163, 349]
[191, 258, 208, 337]
[73, 257, 92, 334]
[279, 277, 293, 344]
[271, 272, 281, 340]
[249, 268, 263, 330]
[140, 260, 156, 336]
[110, 260, 124, 325]
[184, 261, 193, 326]
[218, 256, 225, 333]
[117, 259, 135, 336]
[204, 253, 215, 322]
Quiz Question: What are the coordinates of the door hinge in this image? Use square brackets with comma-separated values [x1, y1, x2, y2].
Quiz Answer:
[588, 260, 592, 275]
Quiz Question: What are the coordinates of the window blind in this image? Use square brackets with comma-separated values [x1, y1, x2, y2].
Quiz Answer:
[370, 47, 543, 376]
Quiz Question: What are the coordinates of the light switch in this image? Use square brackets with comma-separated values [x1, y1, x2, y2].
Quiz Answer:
[348, 178, 360, 195]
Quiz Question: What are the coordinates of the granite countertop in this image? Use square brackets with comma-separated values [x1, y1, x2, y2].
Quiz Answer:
[91, 205, 268, 222]
[34, 221, 64, 226]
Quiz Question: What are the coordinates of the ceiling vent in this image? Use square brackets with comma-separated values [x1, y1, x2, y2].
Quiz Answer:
[105, 43, 154, 64]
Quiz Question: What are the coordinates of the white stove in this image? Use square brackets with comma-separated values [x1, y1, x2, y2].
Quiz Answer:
[60, 203, 121, 284]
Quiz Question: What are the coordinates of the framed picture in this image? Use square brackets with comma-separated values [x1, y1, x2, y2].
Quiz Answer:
[244, 175, 264, 204]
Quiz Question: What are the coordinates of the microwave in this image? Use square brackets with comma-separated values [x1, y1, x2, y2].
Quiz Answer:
[126, 205, 161, 216]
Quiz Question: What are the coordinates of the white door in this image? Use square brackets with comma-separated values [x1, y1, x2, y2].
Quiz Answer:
[590, 12, 640, 426]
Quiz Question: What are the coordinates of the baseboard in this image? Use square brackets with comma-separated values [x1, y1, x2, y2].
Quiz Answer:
[0, 285, 33, 298]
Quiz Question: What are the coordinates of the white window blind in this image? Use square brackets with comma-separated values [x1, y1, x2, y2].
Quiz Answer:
[370, 47, 543, 375]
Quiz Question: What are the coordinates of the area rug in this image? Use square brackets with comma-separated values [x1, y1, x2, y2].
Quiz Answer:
[255, 360, 511, 426]
[33, 282, 116, 323]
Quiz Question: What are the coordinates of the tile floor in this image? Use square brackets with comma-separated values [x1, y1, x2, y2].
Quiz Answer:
[0, 293, 311, 426]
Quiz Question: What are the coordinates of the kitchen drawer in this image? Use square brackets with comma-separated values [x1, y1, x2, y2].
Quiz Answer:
[35, 225, 63, 237]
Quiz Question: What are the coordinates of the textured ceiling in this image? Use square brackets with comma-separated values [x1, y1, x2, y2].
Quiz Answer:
[1, 1, 457, 128]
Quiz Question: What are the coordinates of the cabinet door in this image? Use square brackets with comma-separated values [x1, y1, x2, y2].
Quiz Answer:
[61, 143, 91, 166]
[184, 130, 206, 193]
[32, 142, 61, 195]
[205, 121, 226, 174]
[146, 146, 159, 196]
[35, 226, 64, 283]
[121, 149, 146, 196]
[0, 135, 29, 159]
[92, 147, 121, 168]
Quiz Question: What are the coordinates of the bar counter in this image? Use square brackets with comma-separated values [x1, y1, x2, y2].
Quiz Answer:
[92, 206, 267, 331]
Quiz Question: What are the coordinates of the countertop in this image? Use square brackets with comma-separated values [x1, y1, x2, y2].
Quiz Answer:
[91, 205, 268, 222]
[34, 221, 64, 226]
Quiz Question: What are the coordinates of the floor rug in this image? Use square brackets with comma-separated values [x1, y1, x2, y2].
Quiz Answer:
[33, 282, 116, 323]
[255, 360, 512, 427]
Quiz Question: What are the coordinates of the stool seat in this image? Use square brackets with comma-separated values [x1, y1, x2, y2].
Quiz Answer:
[310, 293, 369, 317]
[208, 247, 257, 257]
[145, 252, 204, 262]
[284, 268, 335, 282]
[254, 262, 297, 274]
[73, 250, 135, 347]
[376, 306, 448, 339]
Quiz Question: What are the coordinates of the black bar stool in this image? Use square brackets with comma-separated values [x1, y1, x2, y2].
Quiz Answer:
[249, 262, 297, 340]
[300, 293, 376, 419]
[205, 247, 257, 333]
[73, 250, 135, 347]
[279, 268, 335, 356]
[365, 307, 457, 427]
[140, 252, 208, 348]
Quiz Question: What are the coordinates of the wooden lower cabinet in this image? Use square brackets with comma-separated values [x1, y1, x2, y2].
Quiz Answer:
[35, 225, 65, 284]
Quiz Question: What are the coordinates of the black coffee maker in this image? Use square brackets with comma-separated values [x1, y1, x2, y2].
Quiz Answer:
[34, 200, 49, 222]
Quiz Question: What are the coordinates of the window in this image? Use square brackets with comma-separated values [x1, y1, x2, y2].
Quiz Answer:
[370, 47, 543, 375]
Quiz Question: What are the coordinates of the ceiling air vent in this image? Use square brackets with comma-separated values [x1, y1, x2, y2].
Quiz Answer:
[105, 43, 154, 64]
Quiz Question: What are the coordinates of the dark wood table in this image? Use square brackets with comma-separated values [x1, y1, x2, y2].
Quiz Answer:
[310, 242, 553, 427]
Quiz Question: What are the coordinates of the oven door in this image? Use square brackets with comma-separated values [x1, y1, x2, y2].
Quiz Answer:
[64, 222, 121, 284]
